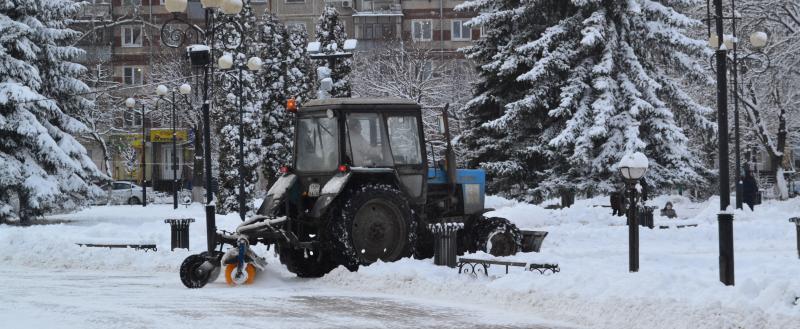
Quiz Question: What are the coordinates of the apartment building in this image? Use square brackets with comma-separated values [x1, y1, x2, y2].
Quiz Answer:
[72, 0, 476, 192]
[269, 0, 481, 54]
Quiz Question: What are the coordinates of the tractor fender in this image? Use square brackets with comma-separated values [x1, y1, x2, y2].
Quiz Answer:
[309, 172, 351, 218]
[257, 173, 297, 216]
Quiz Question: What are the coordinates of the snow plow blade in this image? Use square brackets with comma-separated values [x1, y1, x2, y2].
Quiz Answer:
[520, 230, 548, 253]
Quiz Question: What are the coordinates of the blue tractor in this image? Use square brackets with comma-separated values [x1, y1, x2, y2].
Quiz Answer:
[180, 98, 523, 287]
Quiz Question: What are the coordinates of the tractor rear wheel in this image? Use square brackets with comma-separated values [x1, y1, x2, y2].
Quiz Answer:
[472, 217, 522, 257]
[277, 243, 337, 278]
[328, 184, 416, 268]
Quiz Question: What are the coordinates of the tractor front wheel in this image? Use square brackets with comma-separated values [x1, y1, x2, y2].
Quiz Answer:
[328, 184, 416, 268]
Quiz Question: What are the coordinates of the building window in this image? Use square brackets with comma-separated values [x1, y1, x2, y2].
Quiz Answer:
[416, 61, 433, 80]
[124, 110, 141, 127]
[794, 147, 800, 170]
[123, 67, 144, 85]
[480, 25, 487, 38]
[451, 20, 471, 41]
[412, 20, 432, 41]
[121, 26, 142, 47]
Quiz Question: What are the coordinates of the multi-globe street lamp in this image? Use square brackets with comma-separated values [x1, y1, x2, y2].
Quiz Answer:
[618, 152, 649, 273]
[155, 83, 193, 209]
[161, 0, 244, 259]
[125, 97, 149, 207]
[707, 15, 770, 211]
[217, 53, 263, 221]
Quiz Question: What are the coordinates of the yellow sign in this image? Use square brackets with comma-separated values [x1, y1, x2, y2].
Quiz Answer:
[150, 129, 188, 143]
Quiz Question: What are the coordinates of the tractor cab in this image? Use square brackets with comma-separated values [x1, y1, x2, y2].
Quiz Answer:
[287, 98, 429, 213]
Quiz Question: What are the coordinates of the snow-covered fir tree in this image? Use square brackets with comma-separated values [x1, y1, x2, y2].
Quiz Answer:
[0, 0, 104, 222]
[457, 0, 714, 201]
[285, 25, 314, 103]
[256, 12, 293, 186]
[212, 1, 262, 216]
[315, 5, 352, 98]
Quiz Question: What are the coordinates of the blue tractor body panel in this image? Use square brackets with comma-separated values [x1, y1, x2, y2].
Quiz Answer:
[427, 168, 486, 215]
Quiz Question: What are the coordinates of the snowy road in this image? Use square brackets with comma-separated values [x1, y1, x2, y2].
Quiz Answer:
[0, 266, 572, 329]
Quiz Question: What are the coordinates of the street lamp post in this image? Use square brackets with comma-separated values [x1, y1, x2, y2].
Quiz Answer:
[218, 53, 263, 221]
[162, 0, 244, 257]
[705, 0, 770, 286]
[619, 152, 649, 273]
[177, 84, 192, 209]
[126, 97, 148, 207]
[306, 39, 358, 99]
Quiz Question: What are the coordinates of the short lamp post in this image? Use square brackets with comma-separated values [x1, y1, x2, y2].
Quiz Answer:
[126, 97, 147, 207]
[217, 53, 263, 221]
[618, 152, 649, 273]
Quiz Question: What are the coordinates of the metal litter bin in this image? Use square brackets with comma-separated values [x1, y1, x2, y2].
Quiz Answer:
[429, 223, 463, 268]
[638, 206, 655, 229]
[165, 218, 194, 251]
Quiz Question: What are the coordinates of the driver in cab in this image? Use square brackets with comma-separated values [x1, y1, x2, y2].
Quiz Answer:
[347, 119, 381, 166]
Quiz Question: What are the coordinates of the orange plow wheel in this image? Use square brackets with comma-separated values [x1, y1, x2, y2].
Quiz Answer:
[224, 263, 256, 286]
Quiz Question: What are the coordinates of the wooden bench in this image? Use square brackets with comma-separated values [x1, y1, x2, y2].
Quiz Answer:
[76, 243, 157, 252]
[457, 257, 560, 276]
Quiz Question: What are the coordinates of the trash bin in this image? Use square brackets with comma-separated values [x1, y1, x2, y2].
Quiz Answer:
[560, 189, 575, 208]
[429, 222, 463, 268]
[638, 206, 655, 229]
[165, 218, 194, 251]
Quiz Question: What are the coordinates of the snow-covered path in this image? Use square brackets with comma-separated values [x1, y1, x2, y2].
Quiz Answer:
[3, 196, 800, 328]
[0, 265, 570, 329]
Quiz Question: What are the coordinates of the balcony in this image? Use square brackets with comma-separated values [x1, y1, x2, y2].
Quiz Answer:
[77, 3, 111, 19]
[355, 0, 403, 16]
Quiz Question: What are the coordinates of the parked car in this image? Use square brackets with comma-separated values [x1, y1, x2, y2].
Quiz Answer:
[95, 181, 155, 205]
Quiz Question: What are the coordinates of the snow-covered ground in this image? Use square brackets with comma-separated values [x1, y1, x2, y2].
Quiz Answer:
[1, 195, 799, 328]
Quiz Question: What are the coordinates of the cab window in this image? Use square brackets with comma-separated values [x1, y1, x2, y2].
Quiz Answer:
[387, 116, 422, 165]
[345, 113, 393, 167]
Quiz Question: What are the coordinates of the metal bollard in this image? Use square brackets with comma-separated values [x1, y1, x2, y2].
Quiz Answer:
[718, 213, 735, 286]
[790, 218, 800, 259]
[165, 218, 195, 251]
[429, 222, 463, 268]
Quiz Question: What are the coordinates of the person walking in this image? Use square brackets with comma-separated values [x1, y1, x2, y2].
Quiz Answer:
[742, 170, 758, 211]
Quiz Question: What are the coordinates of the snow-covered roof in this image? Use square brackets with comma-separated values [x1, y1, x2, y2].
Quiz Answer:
[302, 98, 420, 109]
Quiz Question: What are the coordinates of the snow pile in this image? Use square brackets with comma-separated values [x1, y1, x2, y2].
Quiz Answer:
[0, 204, 246, 272]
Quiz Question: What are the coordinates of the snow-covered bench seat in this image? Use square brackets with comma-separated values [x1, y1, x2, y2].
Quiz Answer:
[457, 252, 560, 276]
[76, 243, 157, 252]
